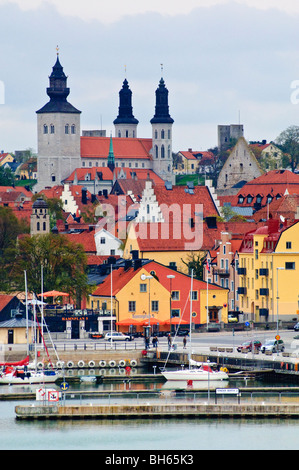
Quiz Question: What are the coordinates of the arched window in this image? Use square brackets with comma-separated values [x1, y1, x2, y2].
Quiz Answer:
[155, 145, 158, 158]
[37, 222, 40, 231]
[155, 130, 158, 139]
[168, 145, 171, 158]
[71, 124, 76, 134]
[50, 125, 55, 134]
[43, 124, 48, 134]
[43, 222, 46, 231]
[168, 129, 171, 139]
[161, 145, 165, 159]
[65, 124, 69, 134]
[118, 131, 121, 137]
[161, 129, 165, 139]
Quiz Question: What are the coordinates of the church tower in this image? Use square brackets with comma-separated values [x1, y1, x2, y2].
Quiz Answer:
[150, 75, 174, 182]
[113, 78, 139, 138]
[30, 197, 50, 235]
[35, 51, 81, 191]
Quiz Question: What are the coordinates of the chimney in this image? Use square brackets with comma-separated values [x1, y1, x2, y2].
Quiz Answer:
[82, 187, 87, 204]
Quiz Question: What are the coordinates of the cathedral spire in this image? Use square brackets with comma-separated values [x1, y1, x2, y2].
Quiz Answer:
[150, 76, 174, 125]
[107, 133, 115, 172]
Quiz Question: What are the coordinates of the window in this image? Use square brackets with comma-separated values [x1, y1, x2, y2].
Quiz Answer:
[223, 245, 226, 254]
[110, 249, 115, 255]
[51, 175, 56, 182]
[37, 222, 40, 231]
[190, 291, 198, 301]
[161, 145, 165, 158]
[100, 237, 105, 244]
[50, 125, 55, 134]
[71, 124, 76, 134]
[285, 262, 295, 270]
[65, 124, 69, 134]
[255, 249, 258, 260]
[43, 124, 48, 134]
[171, 309, 180, 318]
[128, 301, 136, 312]
[161, 129, 165, 139]
[140, 283, 147, 293]
[286, 242, 292, 249]
[171, 291, 180, 300]
[151, 301, 159, 312]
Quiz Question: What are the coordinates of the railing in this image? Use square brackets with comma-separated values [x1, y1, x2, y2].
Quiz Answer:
[44, 341, 145, 352]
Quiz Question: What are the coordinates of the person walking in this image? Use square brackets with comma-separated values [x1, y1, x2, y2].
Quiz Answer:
[168, 334, 172, 350]
[183, 336, 187, 349]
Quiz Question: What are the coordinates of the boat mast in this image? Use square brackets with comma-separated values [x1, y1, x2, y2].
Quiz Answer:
[189, 269, 193, 365]
[24, 271, 29, 357]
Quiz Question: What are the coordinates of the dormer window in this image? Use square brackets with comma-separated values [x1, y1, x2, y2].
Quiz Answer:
[247, 195, 253, 204]
[256, 194, 262, 204]
[238, 195, 244, 204]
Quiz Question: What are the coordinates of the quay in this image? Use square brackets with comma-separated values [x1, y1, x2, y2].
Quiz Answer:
[15, 402, 299, 420]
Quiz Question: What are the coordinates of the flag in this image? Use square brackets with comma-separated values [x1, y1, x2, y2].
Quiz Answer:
[206, 259, 211, 273]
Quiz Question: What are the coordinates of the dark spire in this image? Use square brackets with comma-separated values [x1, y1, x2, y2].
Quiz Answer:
[36, 54, 81, 114]
[107, 134, 115, 173]
[150, 77, 174, 124]
[113, 79, 139, 125]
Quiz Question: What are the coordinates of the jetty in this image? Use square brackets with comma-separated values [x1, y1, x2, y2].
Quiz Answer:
[15, 402, 299, 420]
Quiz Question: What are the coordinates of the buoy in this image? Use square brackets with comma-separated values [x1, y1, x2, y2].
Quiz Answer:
[118, 359, 126, 367]
[109, 360, 117, 368]
[56, 361, 64, 369]
[37, 362, 43, 370]
[99, 360, 106, 368]
[88, 360, 96, 368]
[130, 359, 137, 367]
[77, 360, 85, 368]
[67, 361, 74, 368]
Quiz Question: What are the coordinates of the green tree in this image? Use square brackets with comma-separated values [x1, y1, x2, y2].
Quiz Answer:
[9, 233, 92, 307]
[275, 126, 299, 172]
[181, 252, 206, 280]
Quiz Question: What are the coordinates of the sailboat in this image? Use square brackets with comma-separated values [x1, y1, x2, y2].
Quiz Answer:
[161, 269, 229, 383]
[0, 270, 60, 386]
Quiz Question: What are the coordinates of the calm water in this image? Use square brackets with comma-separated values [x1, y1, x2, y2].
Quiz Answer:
[1, 374, 299, 450]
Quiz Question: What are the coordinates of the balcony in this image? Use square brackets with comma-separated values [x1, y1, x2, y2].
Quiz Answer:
[214, 268, 230, 277]
[259, 308, 269, 317]
[237, 287, 247, 295]
[259, 268, 269, 276]
[237, 267, 247, 275]
[259, 288, 269, 296]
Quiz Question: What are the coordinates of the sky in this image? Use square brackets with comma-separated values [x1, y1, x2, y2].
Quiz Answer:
[1, 0, 299, 154]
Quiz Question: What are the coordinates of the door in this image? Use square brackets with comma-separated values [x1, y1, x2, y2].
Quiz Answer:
[8, 329, 14, 344]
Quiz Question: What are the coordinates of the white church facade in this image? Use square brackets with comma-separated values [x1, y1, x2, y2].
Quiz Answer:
[35, 54, 175, 193]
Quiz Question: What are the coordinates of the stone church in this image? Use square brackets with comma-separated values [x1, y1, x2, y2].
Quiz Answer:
[35, 54, 174, 192]
[217, 137, 264, 195]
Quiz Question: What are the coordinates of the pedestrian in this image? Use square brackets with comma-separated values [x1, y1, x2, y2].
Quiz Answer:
[183, 336, 187, 349]
[168, 334, 172, 350]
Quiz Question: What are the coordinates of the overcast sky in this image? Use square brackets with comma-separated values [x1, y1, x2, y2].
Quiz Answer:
[1, 0, 299, 154]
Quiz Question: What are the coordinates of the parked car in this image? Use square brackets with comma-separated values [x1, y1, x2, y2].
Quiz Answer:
[261, 339, 284, 353]
[294, 322, 299, 332]
[228, 314, 239, 323]
[236, 340, 262, 352]
[104, 332, 133, 342]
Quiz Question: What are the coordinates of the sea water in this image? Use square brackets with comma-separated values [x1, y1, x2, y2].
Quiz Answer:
[1, 399, 299, 450]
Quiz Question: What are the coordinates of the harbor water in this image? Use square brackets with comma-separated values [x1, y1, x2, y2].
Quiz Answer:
[2, 375, 299, 450]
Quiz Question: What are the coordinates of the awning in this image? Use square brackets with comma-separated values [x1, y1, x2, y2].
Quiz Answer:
[38, 290, 69, 298]
[116, 318, 142, 326]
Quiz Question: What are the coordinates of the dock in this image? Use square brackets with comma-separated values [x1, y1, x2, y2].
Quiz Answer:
[15, 402, 299, 420]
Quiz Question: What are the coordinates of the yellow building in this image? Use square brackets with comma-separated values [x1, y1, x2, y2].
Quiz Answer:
[88, 260, 229, 331]
[238, 219, 299, 322]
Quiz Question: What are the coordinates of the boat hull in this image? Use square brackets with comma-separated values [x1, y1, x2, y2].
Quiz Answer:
[162, 369, 229, 381]
[0, 371, 59, 385]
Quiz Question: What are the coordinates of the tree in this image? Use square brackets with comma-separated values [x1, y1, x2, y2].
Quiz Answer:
[181, 252, 206, 280]
[9, 233, 92, 307]
[275, 126, 299, 172]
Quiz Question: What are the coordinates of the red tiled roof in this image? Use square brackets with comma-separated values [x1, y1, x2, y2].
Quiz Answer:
[0, 294, 15, 312]
[64, 167, 114, 183]
[81, 136, 152, 160]
[153, 185, 219, 221]
[63, 231, 96, 254]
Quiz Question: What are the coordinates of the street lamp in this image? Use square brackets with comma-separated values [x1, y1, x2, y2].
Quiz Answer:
[276, 267, 285, 343]
[141, 274, 153, 347]
[167, 274, 175, 334]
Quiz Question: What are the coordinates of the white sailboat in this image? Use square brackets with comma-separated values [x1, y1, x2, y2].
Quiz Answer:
[161, 269, 229, 383]
[0, 270, 60, 386]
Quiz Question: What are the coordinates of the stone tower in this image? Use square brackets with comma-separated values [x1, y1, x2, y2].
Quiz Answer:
[35, 54, 81, 191]
[113, 79, 139, 138]
[30, 197, 50, 235]
[150, 77, 174, 182]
